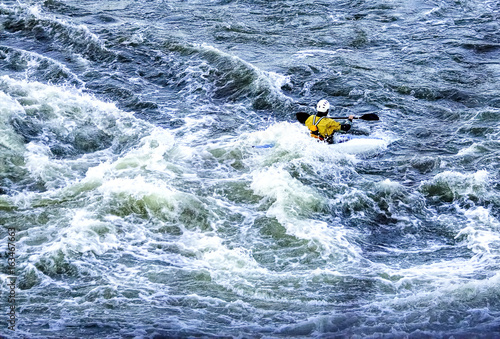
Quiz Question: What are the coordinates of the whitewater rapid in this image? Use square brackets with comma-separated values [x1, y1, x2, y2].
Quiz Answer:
[1, 0, 499, 338]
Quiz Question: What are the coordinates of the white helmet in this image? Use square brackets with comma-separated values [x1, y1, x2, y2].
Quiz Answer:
[316, 99, 330, 113]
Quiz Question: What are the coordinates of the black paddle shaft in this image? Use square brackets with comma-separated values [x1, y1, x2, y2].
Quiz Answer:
[333, 113, 379, 121]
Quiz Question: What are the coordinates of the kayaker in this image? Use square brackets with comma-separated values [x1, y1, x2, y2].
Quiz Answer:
[305, 99, 354, 144]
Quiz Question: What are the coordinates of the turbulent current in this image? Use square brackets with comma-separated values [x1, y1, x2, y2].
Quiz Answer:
[0, 0, 499, 338]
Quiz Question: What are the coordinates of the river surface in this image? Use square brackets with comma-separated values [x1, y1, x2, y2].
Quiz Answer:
[1, 0, 499, 338]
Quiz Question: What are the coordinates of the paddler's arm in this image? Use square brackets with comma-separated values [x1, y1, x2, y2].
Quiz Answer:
[339, 115, 354, 132]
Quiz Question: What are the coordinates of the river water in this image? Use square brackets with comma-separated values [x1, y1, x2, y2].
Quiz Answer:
[1, 0, 499, 338]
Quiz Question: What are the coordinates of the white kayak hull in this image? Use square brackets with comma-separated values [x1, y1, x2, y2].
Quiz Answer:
[253, 134, 385, 150]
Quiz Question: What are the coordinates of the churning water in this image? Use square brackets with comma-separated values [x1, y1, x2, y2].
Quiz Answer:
[0, 0, 499, 338]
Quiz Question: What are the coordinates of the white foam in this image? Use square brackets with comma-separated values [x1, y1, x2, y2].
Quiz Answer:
[0, 90, 26, 153]
[26, 3, 106, 50]
[293, 48, 354, 59]
[455, 206, 500, 256]
[196, 43, 293, 102]
[250, 165, 360, 260]
[2, 46, 83, 85]
[376, 178, 405, 194]
[423, 170, 490, 199]
[0, 76, 154, 191]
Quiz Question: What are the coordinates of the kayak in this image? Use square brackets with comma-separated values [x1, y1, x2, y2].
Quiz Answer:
[331, 133, 387, 154]
[252, 111, 383, 150]
[295, 111, 385, 152]
[333, 133, 382, 144]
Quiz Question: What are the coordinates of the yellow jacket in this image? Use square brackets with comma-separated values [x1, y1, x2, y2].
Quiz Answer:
[305, 115, 342, 141]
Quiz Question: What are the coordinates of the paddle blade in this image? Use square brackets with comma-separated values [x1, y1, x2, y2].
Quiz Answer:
[359, 113, 379, 121]
[296, 112, 310, 124]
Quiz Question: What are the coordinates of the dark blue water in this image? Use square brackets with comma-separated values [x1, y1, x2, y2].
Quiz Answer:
[1, 0, 499, 338]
